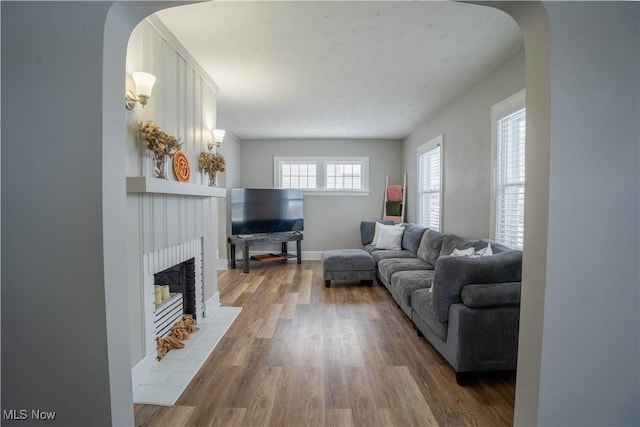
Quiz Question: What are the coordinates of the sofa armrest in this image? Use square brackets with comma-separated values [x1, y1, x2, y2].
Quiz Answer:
[431, 251, 522, 322]
[460, 282, 521, 308]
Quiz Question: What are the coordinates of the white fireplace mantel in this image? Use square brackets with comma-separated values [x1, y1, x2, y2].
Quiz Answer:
[126, 176, 226, 197]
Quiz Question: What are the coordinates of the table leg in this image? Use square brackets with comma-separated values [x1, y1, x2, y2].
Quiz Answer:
[243, 245, 250, 274]
[230, 243, 236, 269]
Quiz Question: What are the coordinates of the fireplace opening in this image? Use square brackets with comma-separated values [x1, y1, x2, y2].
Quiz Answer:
[154, 257, 197, 320]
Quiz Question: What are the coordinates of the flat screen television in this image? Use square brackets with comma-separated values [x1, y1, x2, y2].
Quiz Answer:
[229, 188, 304, 235]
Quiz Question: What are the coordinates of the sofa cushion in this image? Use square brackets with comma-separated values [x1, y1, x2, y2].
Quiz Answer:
[390, 270, 435, 309]
[461, 282, 521, 308]
[416, 229, 446, 267]
[377, 257, 432, 287]
[363, 244, 378, 254]
[411, 288, 448, 341]
[371, 249, 415, 265]
[401, 223, 427, 255]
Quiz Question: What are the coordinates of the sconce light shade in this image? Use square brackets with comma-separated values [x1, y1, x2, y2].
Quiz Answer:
[126, 71, 156, 110]
[206, 129, 226, 151]
[132, 72, 156, 99]
[212, 129, 226, 144]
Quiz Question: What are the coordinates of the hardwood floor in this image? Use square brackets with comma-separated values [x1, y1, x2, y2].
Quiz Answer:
[135, 261, 515, 426]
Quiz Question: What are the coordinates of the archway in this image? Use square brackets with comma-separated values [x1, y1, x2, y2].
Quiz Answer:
[101, 2, 550, 425]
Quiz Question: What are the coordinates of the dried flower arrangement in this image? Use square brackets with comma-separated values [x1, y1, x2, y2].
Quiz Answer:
[137, 120, 183, 179]
[198, 151, 226, 186]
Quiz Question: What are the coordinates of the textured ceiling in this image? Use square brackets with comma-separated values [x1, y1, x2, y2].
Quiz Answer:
[156, 1, 521, 140]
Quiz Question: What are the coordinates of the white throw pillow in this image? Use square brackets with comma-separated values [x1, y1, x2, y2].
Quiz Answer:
[471, 242, 493, 258]
[372, 221, 402, 245]
[450, 247, 475, 257]
[375, 224, 405, 250]
[371, 221, 383, 245]
[449, 242, 494, 258]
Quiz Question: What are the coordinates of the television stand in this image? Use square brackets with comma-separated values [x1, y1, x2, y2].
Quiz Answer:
[228, 232, 303, 274]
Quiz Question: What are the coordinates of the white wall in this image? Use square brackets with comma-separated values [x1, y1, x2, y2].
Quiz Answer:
[403, 49, 525, 238]
[535, 2, 639, 424]
[490, 3, 552, 425]
[125, 17, 223, 366]
[217, 132, 242, 267]
[239, 138, 403, 253]
[492, 2, 640, 425]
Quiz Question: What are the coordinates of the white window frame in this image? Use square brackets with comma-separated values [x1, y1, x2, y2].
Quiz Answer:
[278, 161, 318, 190]
[491, 89, 526, 249]
[274, 156, 370, 196]
[416, 134, 443, 231]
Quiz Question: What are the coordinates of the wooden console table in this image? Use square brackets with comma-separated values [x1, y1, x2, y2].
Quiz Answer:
[228, 232, 303, 273]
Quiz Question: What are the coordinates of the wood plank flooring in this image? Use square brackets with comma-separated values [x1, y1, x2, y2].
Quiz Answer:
[135, 261, 515, 426]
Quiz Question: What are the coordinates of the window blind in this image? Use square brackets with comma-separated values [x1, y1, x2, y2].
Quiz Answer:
[418, 144, 441, 231]
[496, 108, 526, 249]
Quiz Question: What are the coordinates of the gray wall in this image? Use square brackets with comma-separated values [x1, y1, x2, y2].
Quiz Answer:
[2, 3, 115, 424]
[2, 1, 196, 425]
[403, 50, 525, 238]
[239, 139, 403, 253]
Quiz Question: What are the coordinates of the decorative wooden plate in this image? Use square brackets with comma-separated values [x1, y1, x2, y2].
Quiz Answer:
[172, 151, 191, 182]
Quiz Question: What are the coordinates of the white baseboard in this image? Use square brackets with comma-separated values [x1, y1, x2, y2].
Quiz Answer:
[301, 251, 322, 260]
[204, 292, 220, 315]
[215, 258, 228, 270]
[131, 354, 157, 392]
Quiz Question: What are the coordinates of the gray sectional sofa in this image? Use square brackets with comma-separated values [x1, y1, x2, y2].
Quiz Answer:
[361, 221, 522, 384]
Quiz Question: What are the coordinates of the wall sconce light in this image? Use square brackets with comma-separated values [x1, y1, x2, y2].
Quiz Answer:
[206, 129, 226, 151]
[125, 71, 156, 110]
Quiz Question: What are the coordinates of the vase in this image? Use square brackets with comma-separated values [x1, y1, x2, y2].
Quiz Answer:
[152, 152, 168, 179]
[208, 171, 217, 187]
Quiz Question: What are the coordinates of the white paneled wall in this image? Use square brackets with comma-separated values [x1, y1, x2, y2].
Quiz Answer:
[125, 17, 222, 367]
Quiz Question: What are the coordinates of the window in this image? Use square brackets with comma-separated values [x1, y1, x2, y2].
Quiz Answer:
[417, 135, 443, 231]
[492, 90, 526, 249]
[326, 162, 362, 190]
[274, 156, 369, 195]
[280, 162, 317, 189]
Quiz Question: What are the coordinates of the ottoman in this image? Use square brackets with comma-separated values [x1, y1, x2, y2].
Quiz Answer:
[321, 249, 376, 287]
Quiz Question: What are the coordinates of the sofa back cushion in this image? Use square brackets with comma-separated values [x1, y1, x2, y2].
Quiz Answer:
[360, 220, 394, 246]
[401, 223, 427, 255]
[416, 229, 446, 267]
